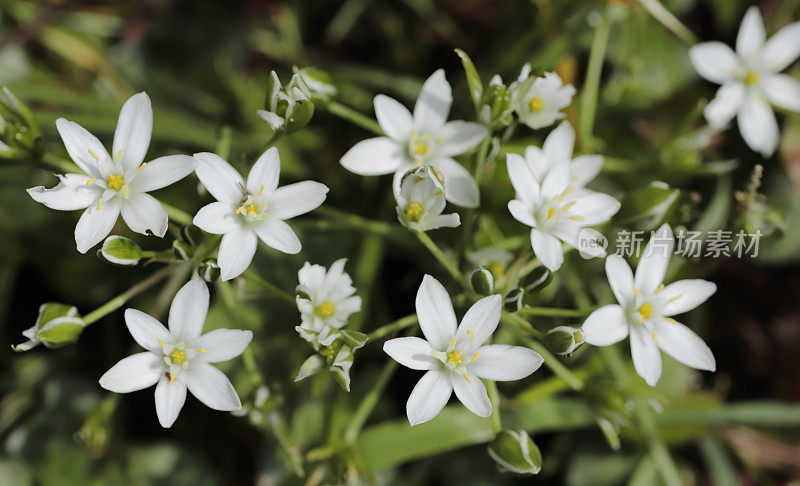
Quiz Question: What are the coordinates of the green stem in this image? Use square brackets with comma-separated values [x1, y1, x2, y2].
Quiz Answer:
[326, 101, 383, 135]
[639, 0, 697, 44]
[500, 312, 543, 339]
[486, 379, 502, 434]
[416, 231, 470, 290]
[161, 201, 193, 226]
[344, 360, 398, 444]
[313, 206, 412, 243]
[579, 9, 611, 149]
[516, 306, 591, 318]
[367, 314, 418, 341]
[244, 269, 296, 305]
[83, 265, 176, 325]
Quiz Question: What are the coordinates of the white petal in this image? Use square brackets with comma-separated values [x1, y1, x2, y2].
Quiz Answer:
[542, 121, 575, 163]
[738, 91, 779, 157]
[194, 152, 245, 203]
[508, 199, 536, 227]
[506, 153, 540, 207]
[653, 319, 716, 371]
[168, 278, 209, 340]
[253, 219, 301, 254]
[246, 147, 280, 195]
[661, 279, 717, 316]
[383, 337, 438, 370]
[406, 369, 452, 426]
[605, 255, 634, 305]
[433, 121, 487, 156]
[194, 329, 253, 363]
[374, 94, 413, 142]
[540, 160, 570, 200]
[413, 69, 452, 131]
[113, 92, 152, 172]
[736, 7, 765, 60]
[74, 197, 122, 254]
[268, 181, 329, 220]
[761, 22, 800, 72]
[429, 213, 461, 229]
[27, 173, 99, 210]
[569, 192, 620, 225]
[415, 274, 457, 350]
[185, 363, 241, 411]
[570, 155, 603, 187]
[154, 375, 187, 428]
[99, 352, 162, 393]
[704, 82, 745, 128]
[451, 372, 491, 418]
[121, 193, 168, 237]
[124, 309, 171, 352]
[193, 202, 240, 234]
[531, 229, 564, 271]
[634, 224, 674, 295]
[470, 344, 543, 381]
[762, 74, 800, 112]
[218, 228, 258, 280]
[340, 137, 405, 176]
[581, 304, 629, 346]
[688, 42, 740, 84]
[130, 155, 196, 193]
[257, 109, 284, 130]
[55, 118, 109, 178]
[630, 325, 662, 386]
[456, 294, 502, 350]
[431, 157, 479, 208]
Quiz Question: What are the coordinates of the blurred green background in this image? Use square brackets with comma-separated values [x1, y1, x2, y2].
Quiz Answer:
[2, 0, 800, 484]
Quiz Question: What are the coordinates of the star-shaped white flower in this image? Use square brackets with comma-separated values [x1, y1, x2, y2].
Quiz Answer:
[193, 147, 328, 281]
[296, 258, 362, 346]
[384, 275, 543, 426]
[510, 66, 576, 130]
[395, 166, 460, 232]
[510, 121, 603, 191]
[27, 92, 196, 253]
[689, 6, 800, 156]
[340, 69, 488, 208]
[581, 225, 717, 386]
[506, 157, 620, 272]
[99, 278, 253, 428]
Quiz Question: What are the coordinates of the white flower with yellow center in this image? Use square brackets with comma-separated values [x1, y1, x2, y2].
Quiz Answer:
[581, 225, 717, 386]
[384, 275, 543, 426]
[26, 92, 196, 253]
[467, 247, 514, 279]
[507, 158, 620, 272]
[296, 258, 362, 346]
[689, 6, 800, 157]
[192, 147, 328, 281]
[510, 66, 575, 130]
[99, 278, 253, 428]
[340, 69, 487, 208]
[395, 166, 460, 232]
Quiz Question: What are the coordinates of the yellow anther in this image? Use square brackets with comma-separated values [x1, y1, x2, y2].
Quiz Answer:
[471, 352, 480, 363]
[668, 294, 683, 303]
[412, 142, 428, 155]
[655, 284, 665, 294]
[170, 349, 186, 365]
[197, 348, 207, 354]
[107, 174, 125, 191]
[652, 332, 659, 343]
[462, 373, 472, 383]
[489, 262, 504, 278]
[135, 162, 148, 173]
[405, 202, 423, 222]
[314, 301, 336, 318]
[96, 198, 103, 210]
[415, 159, 423, 167]
[258, 185, 265, 196]
[122, 185, 130, 199]
[637, 303, 654, 321]
[156, 338, 166, 348]
[466, 330, 474, 341]
[528, 96, 544, 112]
[446, 351, 463, 366]
[569, 215, 584, 221]
[547, 208, 555, 219]
[632, 286, 641, 296]
[664, 317, 678, 325]
[85, 178, 96, 186]
[168, 372, 175, 384]
[88, 149, 99, 161]
[116, 150, 121, 162]
[745, 71, 759, 85]
[235, 195, 266, 219]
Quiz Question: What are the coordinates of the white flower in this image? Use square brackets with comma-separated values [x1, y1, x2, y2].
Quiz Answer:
[506, 157, 620, 272]
[510, 121, 603, 191]
[689, 6, 800, 157]
[27, 92, 196, 253]
[340, 69, 488, 208]
[581, 225, 717, 386]
[467, 247, 514, 278]
[384, 275, 543, 426]
[192, 147, 328, 281]
[296, 258, 362, 346]
[510, 67, 576, 130]
[395, 166, 460, 231]
[99, 278, 253, 428]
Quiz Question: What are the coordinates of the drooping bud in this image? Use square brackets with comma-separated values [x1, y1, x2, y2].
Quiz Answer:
[487, 429, 542, 475]
[543, 326, 584, 356]
[504, 288, 526, 312]
[470, 267, 495, 295]
[521, 267, 552, 294]
[172, 239, 193, 260]
[199, 258, 220, 283]
[257, 70, 315, 135]
[12, 303, 85, 351]
[98, 235, 142, 266]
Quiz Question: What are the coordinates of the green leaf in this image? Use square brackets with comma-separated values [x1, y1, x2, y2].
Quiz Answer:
[455, 49, 483, 110]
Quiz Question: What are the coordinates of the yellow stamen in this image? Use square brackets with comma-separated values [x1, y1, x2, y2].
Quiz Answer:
[655, 284, 665, 294]
[258, 185, 265, 196]
[471, 352, 480, 363]
[569, 215, 584, 221]
[462, 373, 471, 383]
[85, 178, 96, 186]
[446, 351, 463, 366]
[135, 162, 147, 173]
[652, 332, 659, 344]
[107, 174, 125, 191]
[664, 317, 678, 325]
[546, 208, 555, 219]
[168, 372, 175, 384]
[528, 96, 544, 112]
[466, 330, 474, 341]
[88, 149, 99, 161]
[116, 150, 121, 162]
[197, 348, 207, 354]
[156, 339, 166, 348]
[170, 349, 186, 365]
[412, 142, 428, 155]
[632, 286, 641, 296]
[638, 303, 654, 321]
[314, 301, 336, 318]
[668, 294, 683, 303]
[405, 202, 423, 222]
[96, 198, 103, 210]
[122, 185, 130, 199]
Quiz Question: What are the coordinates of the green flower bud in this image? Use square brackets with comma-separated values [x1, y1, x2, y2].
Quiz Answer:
[487, 429, 542, 475]
[181, 224, 205, 247]
[199, 258, 220, 283]
[543, 326, 584, 356]
[522, 267, 552, 294]
[291, 66, 337, 103]
[172, 239, 193, 260]
[259, 71, 315, 135]
[98, 235, 142, 266]
[477, 78, 513, 129]
[0, 87, 43, 159]
[283, 95, 314, 134]
[504, 288, 525, 312]
[12, 303, 85, 351]
[471, 267, 495, 295]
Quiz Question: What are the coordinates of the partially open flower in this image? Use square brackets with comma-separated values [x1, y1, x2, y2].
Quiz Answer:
[395, 166, 460, 232]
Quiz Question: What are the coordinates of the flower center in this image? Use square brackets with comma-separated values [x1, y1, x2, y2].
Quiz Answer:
[545, 198, 577, 221]
[408, 131, 442, 164]
[105, 173, 130, 199]
[744, 71, 759, 85]
[637, 303, 654, 321]
[405, 202, 423, 222]
[314, 301, 336, 318]
[235, 195, 268, 221]
[413, 142, 428, 155]
[528, 96, 544, 112]
[446, 350, 463, 367]
[170, 349, 186, 364]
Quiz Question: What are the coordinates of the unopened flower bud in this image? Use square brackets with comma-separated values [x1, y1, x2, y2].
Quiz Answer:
[98, 235, 142, 266]
[487, 429, 542, 475]
[504, 288, 526, 312]
[199, 258, 220, 283]
[522, 267, 552, 294]
[181, 224, 205, 247]
[172, 239, 193, 260]
[471, 267, 494, 295]
[12, 303, 85, 351]
[292, 66, 337, 103]
[543, 326, 584, 356]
